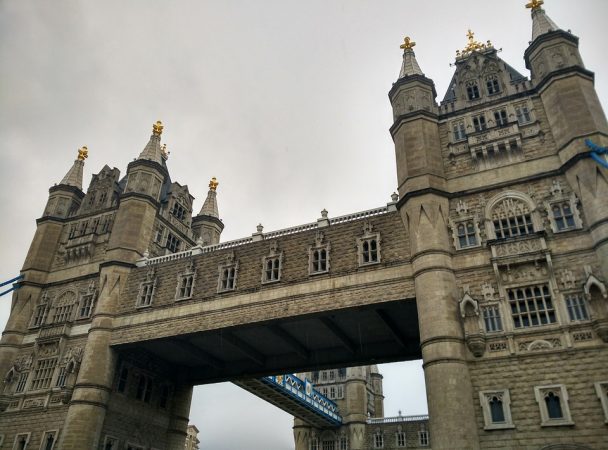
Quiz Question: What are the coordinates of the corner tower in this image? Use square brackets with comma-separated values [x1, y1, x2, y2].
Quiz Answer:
[390, 36, 480, 449]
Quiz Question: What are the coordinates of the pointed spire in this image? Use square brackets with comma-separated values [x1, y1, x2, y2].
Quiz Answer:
[59, 146, 88, 189]
[137, 120, 164, 164]
[198, 177, 220, 218]
[526, 0, 560, 41]
[398, 36, 424, 78]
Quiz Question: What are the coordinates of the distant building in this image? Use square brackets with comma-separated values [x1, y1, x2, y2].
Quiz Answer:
[295, 366, 430, 449]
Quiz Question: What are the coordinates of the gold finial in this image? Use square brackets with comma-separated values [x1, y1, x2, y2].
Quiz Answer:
[77, 146, 88, 161]
[525, 0, 544, 11]
[400, 36, 416, 50]
[152, 120, 164, 136]
[209, 177, 219, 191]
[458, 29, 492, 57]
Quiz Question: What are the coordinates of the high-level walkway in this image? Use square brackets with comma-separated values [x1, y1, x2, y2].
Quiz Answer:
[235, 374, 342, 428]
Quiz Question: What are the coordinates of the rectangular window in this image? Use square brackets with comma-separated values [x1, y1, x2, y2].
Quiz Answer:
[373, 433, 383, 449]
[322, 441, 335, 450]
[337, 385, 343, 398]
[508, 285, 556, 328]
[15, 372, 29, 393]
[534, 384, 573, 426]
[453, 121, 466, 141]
[419, 431, 429, 446]
[480, 390, 515, 430]
[565, 294, 589, 321]
[311, 440, 319, 450]
[493, 213, 534, 239]
[41, 431, 57, 450]
[456, 221, 477, 248]
[467, 84, 480, 100]
[396, 432, 406, 447]
[103, 436, 119, 450]
[171, 203, 186, 221]
[177, 275, 194, 299]
[311, 248, 328, 273]
[155, 225, 165, 243]
[117, 367, 129, 393]
[159, 385, 170, 409]
[339, 437, 347, 450]
[31, 358, 57, 390]
[494, 109, 508, 126]
[138, 282, 155, 307]
[55, 367, 67, 388]
[361, 239, 379, 264]
[552, 202, 576, 231]
[509, 139, 518, 152]
[473, 115, 487, 132]
[220, 267, 236, 291]
[486, 144, 495, 158]
[32, 304, 47, 327]
[166, 233, 181, 253]
[13, 434, 30, 450]
[487, 78, 501, 95]
[482, 305, 503, 332]
[52, 305, 74, 323]
[79, 294, 94, 318]
[516, 104, 532, 124]
[135, 375, 152, 403]
[264, 257, 281, 282]
[330, 386, 336, 399]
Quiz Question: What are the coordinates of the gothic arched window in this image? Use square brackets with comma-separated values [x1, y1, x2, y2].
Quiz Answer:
[489, 395, 505, 422]
[545, 391, 563, 419]
[489, 197, 535, 239]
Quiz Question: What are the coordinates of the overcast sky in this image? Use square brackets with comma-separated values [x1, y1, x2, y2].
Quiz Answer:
[1, 1, 607, 449]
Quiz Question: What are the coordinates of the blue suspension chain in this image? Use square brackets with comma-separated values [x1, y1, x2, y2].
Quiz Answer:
[585, 138, 608, 169]
[0, 274, 24, 297]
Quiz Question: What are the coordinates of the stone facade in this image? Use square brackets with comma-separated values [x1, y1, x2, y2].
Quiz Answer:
[0, 3, 607, 450]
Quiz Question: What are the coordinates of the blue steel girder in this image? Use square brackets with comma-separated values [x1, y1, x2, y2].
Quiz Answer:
[261, 374, 342, 426]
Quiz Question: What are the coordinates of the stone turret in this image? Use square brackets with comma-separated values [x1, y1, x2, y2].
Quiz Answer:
[107, 121, 169, 261]
[192, 177, 224, 246]
[391, 36, 480, 449]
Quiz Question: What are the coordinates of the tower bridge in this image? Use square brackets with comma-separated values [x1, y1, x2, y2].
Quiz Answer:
[1, 2, 608, 450]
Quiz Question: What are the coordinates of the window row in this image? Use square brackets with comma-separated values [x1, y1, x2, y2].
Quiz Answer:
[115, 365, 171, 410]
[451, 103, 532, 142]
[480, 289, 590, 333]
[103, 436, 157, 450]
[2, 430, 58, 450]
[451, 191, 582, 251]
[30, 288, 97, 328]
[371, 429, 429, 448]
[465, 76, 502, 101]
[312, 369, 347, 383]
[480, 382, 608, 430]
[67, 213, 114, 239]
[137, 232, 382, 306]
[317, 384, 344, 400]
[4, 357, 80, 395]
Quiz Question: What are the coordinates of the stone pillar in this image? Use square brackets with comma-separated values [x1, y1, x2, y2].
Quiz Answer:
[343, 367, 367, 450]
[293, 419, 311, 450]
[166, 383, 194, 450]
[401, 195, 480, 450]
[56, 266, 128, 449]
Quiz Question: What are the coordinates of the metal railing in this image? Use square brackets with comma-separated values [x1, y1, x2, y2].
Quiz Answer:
[366, 414, 429, 424]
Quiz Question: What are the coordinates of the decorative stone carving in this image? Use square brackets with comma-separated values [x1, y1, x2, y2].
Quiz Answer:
[459, 292, 485, 357]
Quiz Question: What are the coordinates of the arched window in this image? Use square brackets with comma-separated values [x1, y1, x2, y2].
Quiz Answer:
[51, 291, 77, 324]
[489, 395, 505, 422]
[545, 391, 563, 419]
[489, 196, 535, 239]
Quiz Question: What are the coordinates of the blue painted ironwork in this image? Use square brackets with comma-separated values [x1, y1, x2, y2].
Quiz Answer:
[0, 275, 23, 297]
[262, 374, 342, 426]
[585, 139, 608, 169]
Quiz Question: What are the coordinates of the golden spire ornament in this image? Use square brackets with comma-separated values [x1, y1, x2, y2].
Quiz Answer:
[152, 120, 164, 136]
[400, 36, 416, 50]
[525, 0, 544, 11]
[77, 146, 88, 161]
[209, 177, 219, 191]
[458, 29, 492, 57]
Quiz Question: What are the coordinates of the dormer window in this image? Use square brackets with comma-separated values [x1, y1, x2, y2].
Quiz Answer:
[218, 252, 238, 292]
[473, 115, 487, 132]
[175, 260, 196, 301]
[171, 202, 186, 221]
[486, 77, 501, 95]
[309, 231, 330, 275]
[357, 222, 381, 266]
[466, 82, 480, 100]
